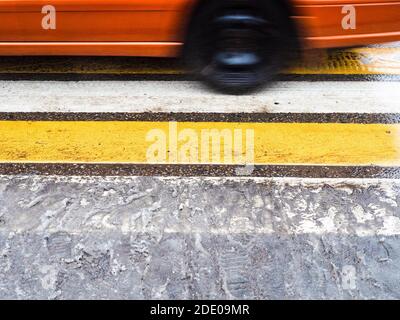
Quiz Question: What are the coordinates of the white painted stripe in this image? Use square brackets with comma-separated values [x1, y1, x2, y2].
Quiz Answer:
[0, 81, 399, 113]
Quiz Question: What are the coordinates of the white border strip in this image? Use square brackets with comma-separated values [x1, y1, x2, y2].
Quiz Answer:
[0, 80, 399, 113]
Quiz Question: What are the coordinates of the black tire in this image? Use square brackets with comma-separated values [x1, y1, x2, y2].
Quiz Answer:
[184, 0, 298, 94]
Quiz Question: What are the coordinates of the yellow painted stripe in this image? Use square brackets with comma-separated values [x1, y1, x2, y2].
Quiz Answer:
[0, 58, 184, 75]
[0, 47, 398, 75]
[291, 47, 400, 75]
[0, 121, 399, 166]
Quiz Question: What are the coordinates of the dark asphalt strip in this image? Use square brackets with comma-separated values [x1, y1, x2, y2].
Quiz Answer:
[0, 163, 399, 178]
[0, 73, 399, 81]
[1, 112, 400, 124]
[0, 73, 190, 81]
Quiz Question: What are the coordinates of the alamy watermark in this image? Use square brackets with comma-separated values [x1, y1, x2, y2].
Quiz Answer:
[342, 5, 357, 30]
[41, 5, 56, 30]
[40, 4, 356, 31]
[342, 265, 357, 290]
[145, 122, 255, 175]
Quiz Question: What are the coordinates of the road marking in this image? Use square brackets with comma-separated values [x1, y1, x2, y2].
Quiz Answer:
[0, 56, 183, 75]
[0, 46, 398, 75]
[0, 81, 399, 114]
[292, 47, 400, 75]
[0, 121, 399, 166]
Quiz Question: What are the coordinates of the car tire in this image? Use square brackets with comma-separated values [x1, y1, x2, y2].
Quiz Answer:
[184, 0, 298, 94]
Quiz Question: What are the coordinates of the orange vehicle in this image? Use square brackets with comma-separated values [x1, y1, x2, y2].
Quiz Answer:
[0, 0, 400, 92]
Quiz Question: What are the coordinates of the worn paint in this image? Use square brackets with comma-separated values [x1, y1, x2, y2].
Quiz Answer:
[0, 121, 399, 166]
[0, 46, 399, 75]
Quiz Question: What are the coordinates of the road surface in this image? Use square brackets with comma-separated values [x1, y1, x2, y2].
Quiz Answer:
[0, 44, 400, 299]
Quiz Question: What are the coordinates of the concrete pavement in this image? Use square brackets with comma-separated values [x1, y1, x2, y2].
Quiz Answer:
[1, 176, 400, 299]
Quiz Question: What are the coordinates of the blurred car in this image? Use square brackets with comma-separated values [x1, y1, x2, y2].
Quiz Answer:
[0, 0, 399, 92]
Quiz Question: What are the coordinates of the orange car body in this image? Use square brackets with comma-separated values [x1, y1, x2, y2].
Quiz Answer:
[0, 0, 399, 57]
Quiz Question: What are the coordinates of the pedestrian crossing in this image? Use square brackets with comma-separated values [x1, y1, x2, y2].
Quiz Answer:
[0, 45, 399, 177]
[1, 43, 400, 300]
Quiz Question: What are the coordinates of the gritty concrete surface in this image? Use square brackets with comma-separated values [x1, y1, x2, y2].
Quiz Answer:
[0, 175, 400, 299]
